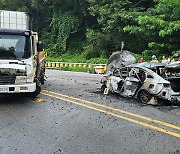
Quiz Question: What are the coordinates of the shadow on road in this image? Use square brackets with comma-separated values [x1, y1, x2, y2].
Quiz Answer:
[92, 89, 180, 109]
[0, 94, 33, 105]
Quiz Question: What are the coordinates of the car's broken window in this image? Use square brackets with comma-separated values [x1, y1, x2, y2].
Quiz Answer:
[137, 69, 147, 82]
[113, 69, 121, 77]
[146, 74, 153, 79]
[166, 68, 180, 77]
[119, 68, 128, 79]
[129, 68, 139, 78]
[129, 68, 147, 83]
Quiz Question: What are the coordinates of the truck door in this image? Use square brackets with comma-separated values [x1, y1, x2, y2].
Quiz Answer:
[31, 35, 38, 78]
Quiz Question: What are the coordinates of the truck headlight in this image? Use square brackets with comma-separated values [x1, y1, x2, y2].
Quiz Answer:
[15, 76, 27, 84]
[26, 75, 34, 83]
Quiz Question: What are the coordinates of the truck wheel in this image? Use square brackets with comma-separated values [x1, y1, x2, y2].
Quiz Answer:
[33, 83, 41, 97]
[138, 90, 152, 104]
[28, 82, 41, 98]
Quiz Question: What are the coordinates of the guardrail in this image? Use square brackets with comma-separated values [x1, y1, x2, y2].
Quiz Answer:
[45, 62, 107, 69]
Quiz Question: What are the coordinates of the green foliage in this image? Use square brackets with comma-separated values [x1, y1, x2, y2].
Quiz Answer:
[86, 0, 152, 55]
[142, 50, 158, 61]
[46, 53, 107, 64]
[86, 57, 107, 64]
[46, 54, 86, 63]
[124, 0, 180, 56]
[172, 50, 180, 55]
[49, 11, 79, 54]
[1, 0, 179, 62]
[58, 66, 91, 73]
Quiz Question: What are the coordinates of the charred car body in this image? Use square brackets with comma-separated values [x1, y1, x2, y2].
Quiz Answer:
[162, 61, 180, 103]
[101, 51, 180, 105]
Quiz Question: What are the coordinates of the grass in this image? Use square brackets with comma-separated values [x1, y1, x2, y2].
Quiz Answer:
[46, 53, 108, 64]
[46, 52, 107, 73]
[51, 66, 94, 73]
[45, 52, 142, 73]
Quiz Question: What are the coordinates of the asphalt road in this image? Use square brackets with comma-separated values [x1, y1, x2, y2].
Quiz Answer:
[0, 69, 180, 154]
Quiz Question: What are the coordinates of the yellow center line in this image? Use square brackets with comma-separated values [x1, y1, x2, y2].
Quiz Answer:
[42, 90, 180, 131]
[41, 92, 180, 138]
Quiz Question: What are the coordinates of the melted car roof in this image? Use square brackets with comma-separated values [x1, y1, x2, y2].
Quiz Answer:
[127, 62, 166, 69]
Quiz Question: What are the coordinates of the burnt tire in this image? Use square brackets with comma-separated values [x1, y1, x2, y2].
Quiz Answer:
[101, 84, 107, 93]
[138, 90, 152, 104]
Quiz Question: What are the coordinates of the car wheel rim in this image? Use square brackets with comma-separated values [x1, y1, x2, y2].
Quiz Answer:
[139, 90, 151, 103]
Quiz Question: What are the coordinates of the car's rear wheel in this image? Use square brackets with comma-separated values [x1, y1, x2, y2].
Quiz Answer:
[101, 84, 107, 93]
[138, 90, 152, 104]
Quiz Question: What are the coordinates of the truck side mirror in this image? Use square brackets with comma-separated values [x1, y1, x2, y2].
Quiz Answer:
[37, 41, 43, 52]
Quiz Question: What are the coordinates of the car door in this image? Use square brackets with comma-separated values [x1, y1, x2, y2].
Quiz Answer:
[123, 67, 141, 96]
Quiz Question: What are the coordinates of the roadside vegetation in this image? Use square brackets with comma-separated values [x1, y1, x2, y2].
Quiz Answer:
[46, 53, 107, 64]
[1, 0, 179, 62]
[55, 66, 92, 73]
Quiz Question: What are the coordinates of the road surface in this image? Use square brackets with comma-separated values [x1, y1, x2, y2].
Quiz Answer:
[0, 69, 180, 154]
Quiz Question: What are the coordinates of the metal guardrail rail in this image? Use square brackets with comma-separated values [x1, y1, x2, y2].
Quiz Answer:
[45, 62, 107, 69]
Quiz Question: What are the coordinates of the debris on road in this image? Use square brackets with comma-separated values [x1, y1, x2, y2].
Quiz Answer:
[33, 98, 45, 103]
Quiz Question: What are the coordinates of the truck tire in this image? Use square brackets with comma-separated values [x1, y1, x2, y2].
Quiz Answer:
[27, 81, 41, 98]
[33, 83, 41, 97]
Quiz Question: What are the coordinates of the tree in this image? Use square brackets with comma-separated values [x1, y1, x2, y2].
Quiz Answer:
[123, 0, 180, 59]
[86, 0, 154, 57]
[1, 0, 179, 60]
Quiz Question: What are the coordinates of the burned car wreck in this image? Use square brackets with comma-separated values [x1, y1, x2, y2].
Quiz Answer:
[162, 61, 180, 103]
[101, 51, 180, 105]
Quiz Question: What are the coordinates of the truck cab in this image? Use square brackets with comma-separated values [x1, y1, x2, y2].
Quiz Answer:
[0, 28, 45, 97]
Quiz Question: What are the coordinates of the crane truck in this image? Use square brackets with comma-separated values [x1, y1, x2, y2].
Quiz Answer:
[0, 10, 45, 97]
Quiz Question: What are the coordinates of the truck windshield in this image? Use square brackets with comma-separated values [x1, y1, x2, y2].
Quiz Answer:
[0, 34, 31, 59]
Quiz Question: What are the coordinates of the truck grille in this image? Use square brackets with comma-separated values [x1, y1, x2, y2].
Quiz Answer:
[0, 75, 16, 85]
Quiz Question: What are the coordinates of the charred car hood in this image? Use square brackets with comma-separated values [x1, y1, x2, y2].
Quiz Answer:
[0, 63, 26, 75]
[106, 50, 136, 75]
